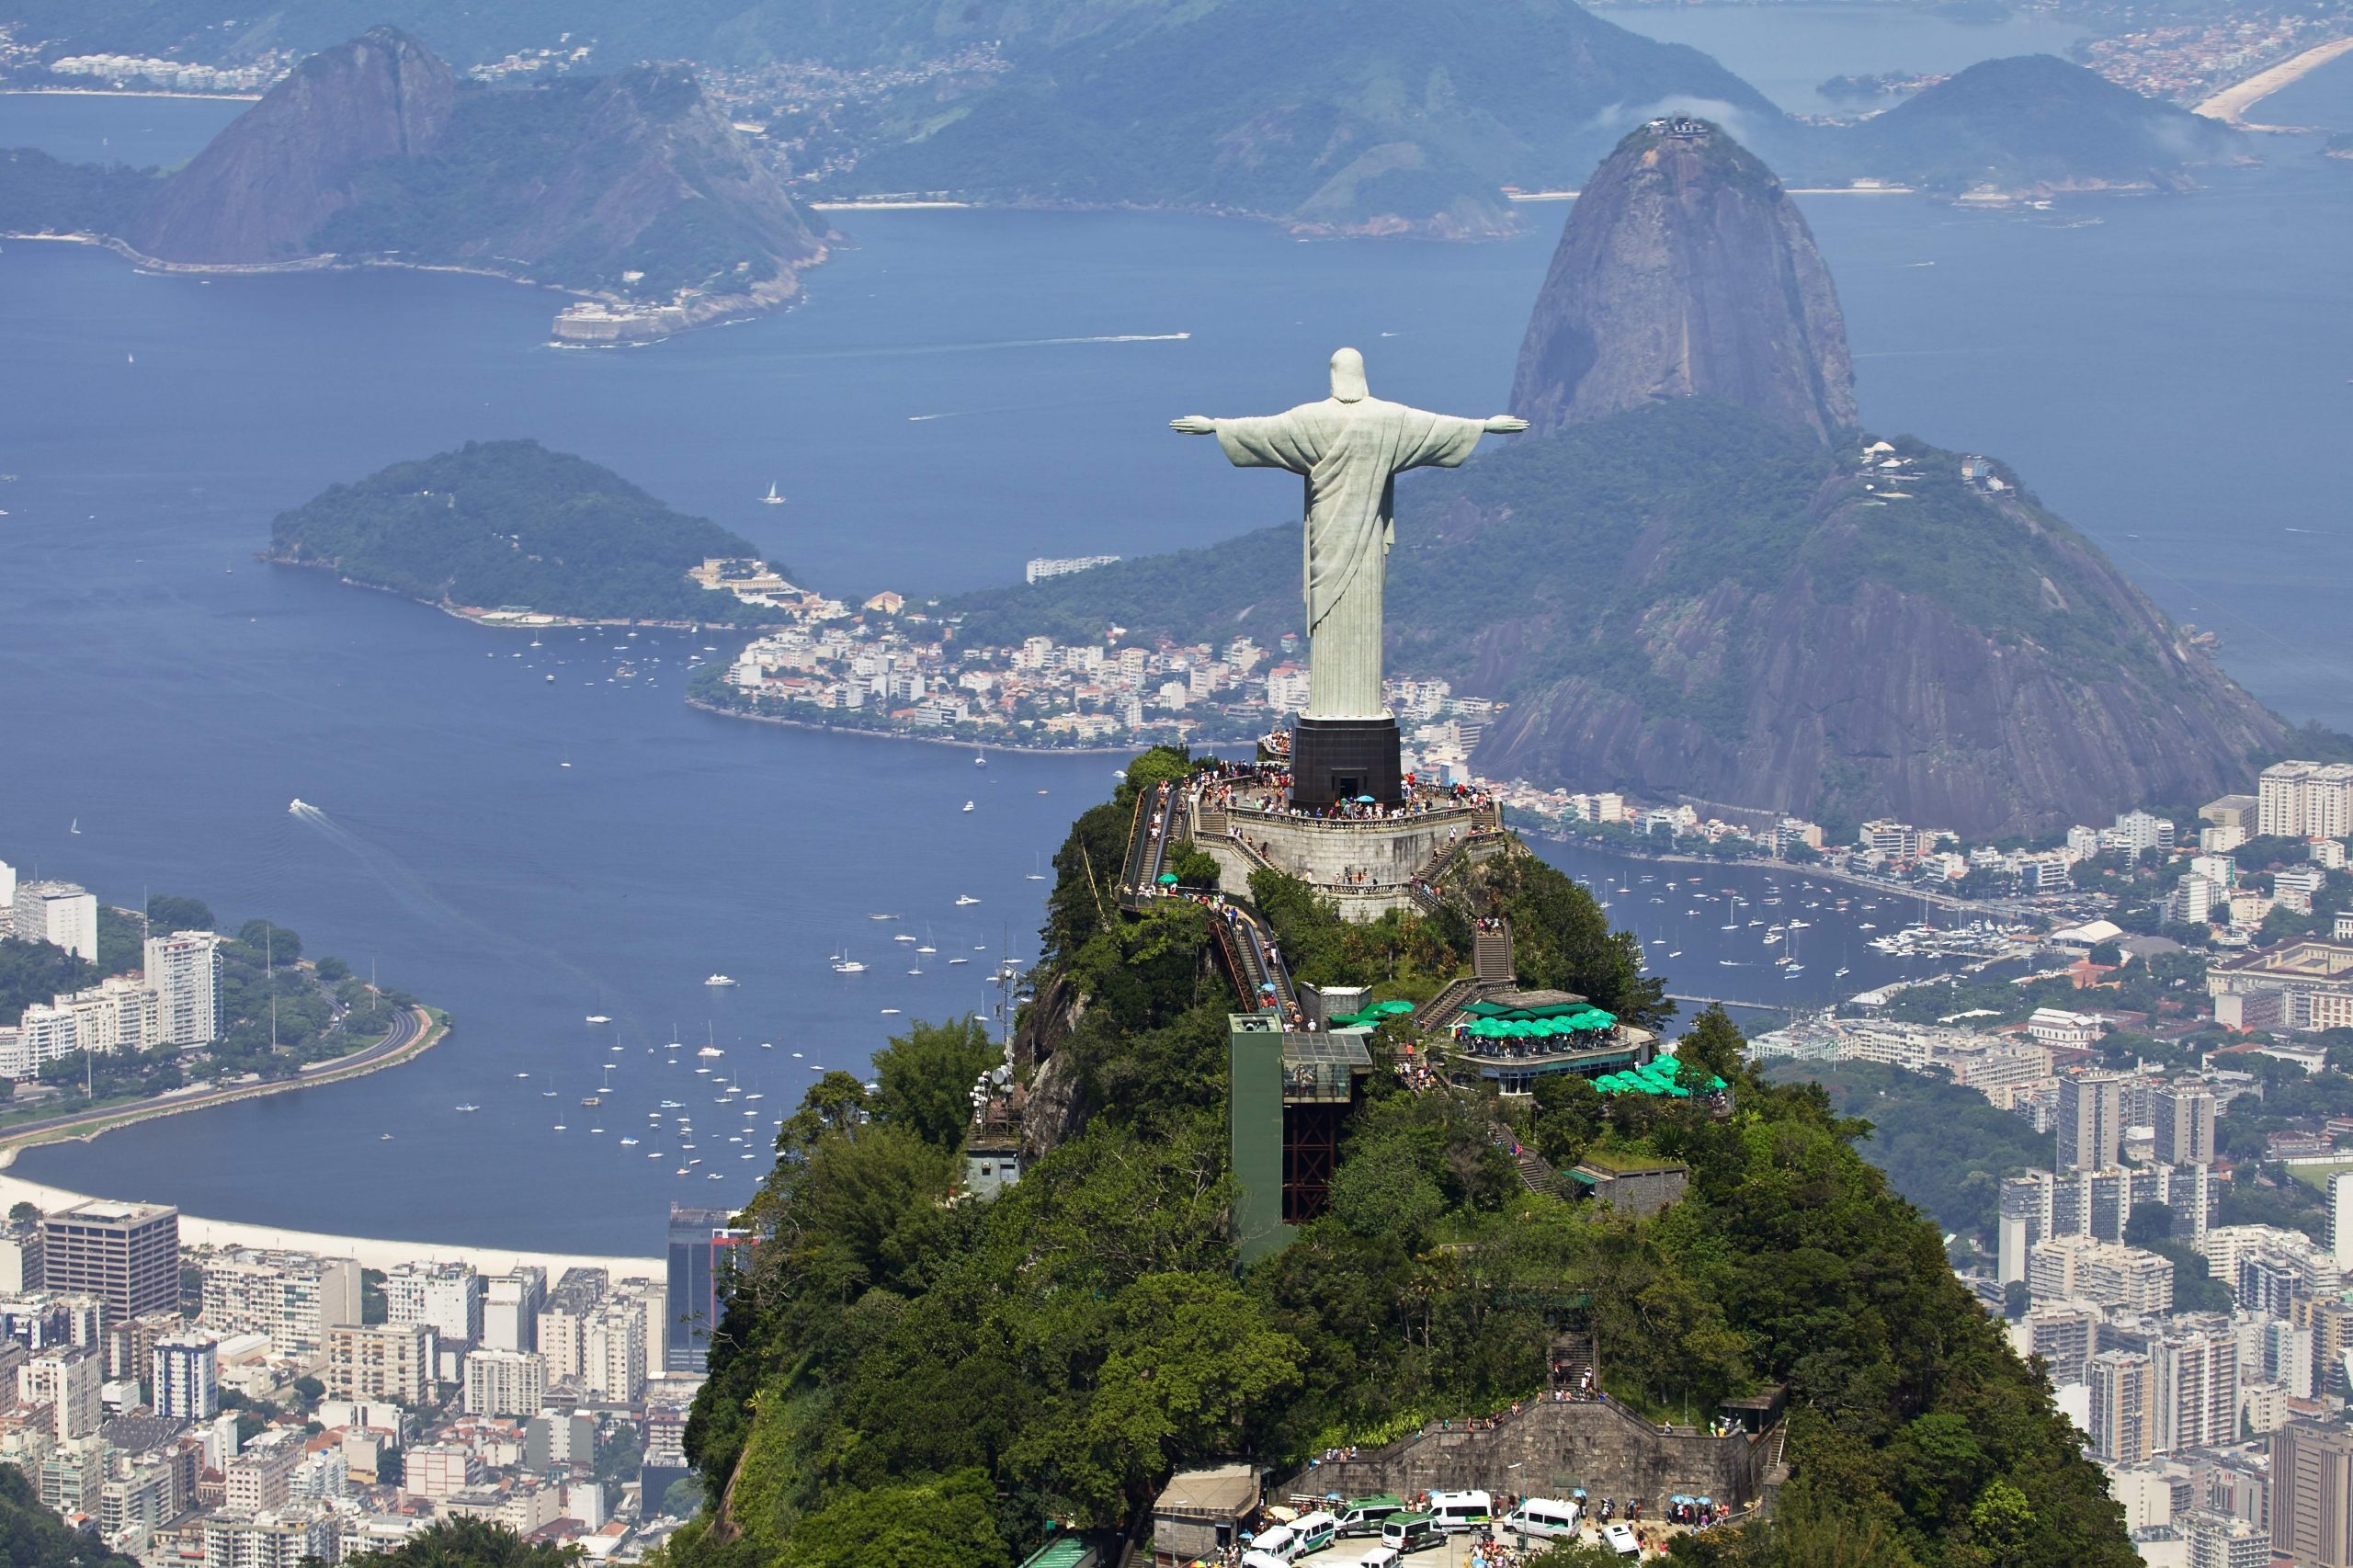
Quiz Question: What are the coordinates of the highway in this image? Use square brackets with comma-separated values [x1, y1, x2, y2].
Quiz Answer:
[0, 1002, 438, 1155]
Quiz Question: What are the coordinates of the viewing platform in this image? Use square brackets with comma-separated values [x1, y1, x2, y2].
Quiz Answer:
[1187, 761, 1507, 921]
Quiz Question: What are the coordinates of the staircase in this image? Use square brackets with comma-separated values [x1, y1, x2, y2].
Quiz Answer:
[1493, 1120, 1557, 1196]
[1420, 973, 1486, 1032]
[1472, 921, 1516, 985]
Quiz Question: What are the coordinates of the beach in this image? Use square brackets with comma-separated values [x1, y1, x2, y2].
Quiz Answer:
[2196, 34, 2353, 128]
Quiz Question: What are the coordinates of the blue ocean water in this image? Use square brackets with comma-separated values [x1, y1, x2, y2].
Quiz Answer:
[0, 63, 2347, 1248]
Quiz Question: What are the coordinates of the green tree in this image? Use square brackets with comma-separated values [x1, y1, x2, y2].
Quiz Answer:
[873, 1017, 1000, 1153]
[772, 1471, 1009, 1568]
[1968, 1477, 2036, 1567]
[342, 1517, 582, 1566]
[146, 893, 215, 931]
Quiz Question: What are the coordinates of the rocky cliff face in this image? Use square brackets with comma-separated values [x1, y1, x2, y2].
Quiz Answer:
[1509, 119, 1856, 443]
[128, 26, 454, 264]
[1385, 405, 2284, 837]
[119, 29, 820, 307]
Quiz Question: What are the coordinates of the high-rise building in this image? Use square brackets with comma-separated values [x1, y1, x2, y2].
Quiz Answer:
[2267, 1319, 2318, 1402]
[2091, 1349, 2155, 1462]
[2329, 1172, 2353, 1273]
[582, 1301, 646, 1403]
[154, 1329, 221, 1421]
[2304, 1298, 2353, 1399]
[0, 1221, 41, 1293]
[107, 1307, 182, 1381]
[200, 1249, 360, 1358]
[23, 1343, 103, 1439]
[41, 1199, 178, 1321]
[2057, 1074, 2127, 1174]
[202, 1507, 338, 1568]
[2184, 1508, 2269, 1568]
[537, 1267, 608, 1384]
[2154, 1081, 2219, 1168]
[461, 1347, 547, 1417]
[385, 1261, 483, 1348]
[665, 1205, 749, 1374]
[325, 1322, 432, 1404]
[2261, 761, 2353, 841]
[142, 930, 224, 1047]
[483, 1268, 545, 1353]
[2155, 1330, 2239, 1454]
[2273, 1419, 2353, 1566]
[223, 1430, 304, 1513]
[11, 881, 97, 962]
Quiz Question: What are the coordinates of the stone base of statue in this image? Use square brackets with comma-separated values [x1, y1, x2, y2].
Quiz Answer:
[1289, 716, 1403, 808]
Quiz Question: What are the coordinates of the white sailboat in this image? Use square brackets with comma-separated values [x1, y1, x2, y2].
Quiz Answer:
[761, 482, 785, 506]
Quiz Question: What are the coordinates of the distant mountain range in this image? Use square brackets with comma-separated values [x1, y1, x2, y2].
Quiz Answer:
[949, 120, 2283, 835]
[0, 0, 2254, 231]
[0, 28, 824, 314]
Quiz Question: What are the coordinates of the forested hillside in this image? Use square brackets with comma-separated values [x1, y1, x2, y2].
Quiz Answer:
[269, 439, 785, 627]
[670, 748, 2133, 1568]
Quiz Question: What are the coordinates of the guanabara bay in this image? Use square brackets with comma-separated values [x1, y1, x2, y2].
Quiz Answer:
[0, 2, 2347, 1567]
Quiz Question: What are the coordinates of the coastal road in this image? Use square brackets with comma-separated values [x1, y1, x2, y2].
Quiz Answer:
[0, 1003, 438, 1156]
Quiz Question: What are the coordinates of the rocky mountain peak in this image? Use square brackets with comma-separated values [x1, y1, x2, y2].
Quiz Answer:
[128, 26, 456, 264]
[1508, 119, 1857, 443]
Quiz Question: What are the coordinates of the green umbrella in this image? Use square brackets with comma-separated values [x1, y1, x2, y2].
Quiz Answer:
[1156, 872, 1180, 884]
[1378, 1000, 1415, 1016]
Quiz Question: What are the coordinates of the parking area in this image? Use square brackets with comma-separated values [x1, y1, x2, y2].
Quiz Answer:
[1293, 1528, 1640, 1566]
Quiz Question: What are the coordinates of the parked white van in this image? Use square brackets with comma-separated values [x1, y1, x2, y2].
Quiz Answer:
[1245, 1522, 1301, 1562]
[1290, 1512, 1339, 1555]
[1499, 1497, 1582, 1539]
[1604, 1520, 1643, 1557]
[1427, 1490, 1494, 1531]
[1355, 1550, 1404, 1568]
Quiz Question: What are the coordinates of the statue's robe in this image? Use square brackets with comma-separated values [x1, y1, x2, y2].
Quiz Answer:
[1211, 396, 1486, 720]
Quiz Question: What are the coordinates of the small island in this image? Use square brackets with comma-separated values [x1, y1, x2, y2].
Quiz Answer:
[267, 439, 789, 630]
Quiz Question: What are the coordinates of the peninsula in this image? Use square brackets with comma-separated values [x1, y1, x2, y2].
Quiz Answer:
[0, 889, 444, 1153]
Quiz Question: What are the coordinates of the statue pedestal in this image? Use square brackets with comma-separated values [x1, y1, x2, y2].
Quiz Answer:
[1289, 716, 1402, 808]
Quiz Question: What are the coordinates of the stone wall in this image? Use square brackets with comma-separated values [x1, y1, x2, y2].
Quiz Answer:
[1277, 1399, 1774, 1511]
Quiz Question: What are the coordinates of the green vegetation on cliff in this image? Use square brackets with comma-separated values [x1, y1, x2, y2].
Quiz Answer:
[269, 439, 783, 626]
[671, 749, 2132, 1568]
[0, 1463, 136, 1565]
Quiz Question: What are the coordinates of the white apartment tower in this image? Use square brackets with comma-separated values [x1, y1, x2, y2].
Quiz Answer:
[11, 881, 97, 962]
[462, 1347, 547, 1417]
[2261, 760, 2353, 840]
[143, 930, 224, 1046]
[2154, 1330, 2239, 1454]
[483, 1268, 546, 1353]
[581, 1301, 647, 1403]
[2331, 1170, 2353, 1272]
[385, 1261, 483, 1347]
[154, 1330, 221, 1421]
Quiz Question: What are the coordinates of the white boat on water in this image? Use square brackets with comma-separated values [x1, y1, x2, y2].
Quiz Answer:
[973, 753, 986, 767]
[762, 482, 785, 506]
[585, 1014, 612, 1024]
[961, 801, 974, 812]
[833, 959, 867, 973]
[955, 894, 981, 906]
[704, 974, 737, 987]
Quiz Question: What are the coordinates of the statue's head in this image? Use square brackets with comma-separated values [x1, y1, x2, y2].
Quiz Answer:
[1329, 347, 1369, 403]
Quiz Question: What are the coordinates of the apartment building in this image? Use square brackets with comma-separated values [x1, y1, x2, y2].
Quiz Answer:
[42, 1199, 178, 1320]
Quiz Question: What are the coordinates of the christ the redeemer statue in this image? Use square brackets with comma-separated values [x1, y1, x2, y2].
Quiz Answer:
[1173, 348, 1525, 724]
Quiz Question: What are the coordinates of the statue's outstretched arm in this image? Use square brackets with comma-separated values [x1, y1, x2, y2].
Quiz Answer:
[1485, 415, 1529, 434]
[1169, 416, 1217, 435]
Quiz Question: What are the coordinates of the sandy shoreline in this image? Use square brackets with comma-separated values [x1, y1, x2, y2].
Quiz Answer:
[2197, 34, 2353, 128]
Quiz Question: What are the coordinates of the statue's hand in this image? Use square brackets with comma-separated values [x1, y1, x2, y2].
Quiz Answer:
[1485, 415, 1530, 434]
[1169, 415, 1217, 435]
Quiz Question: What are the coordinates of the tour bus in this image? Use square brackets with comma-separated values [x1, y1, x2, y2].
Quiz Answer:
[1427, 1489, 1494, 1532]
[1335, 1495, 1407, 1537]
[1499, 1497, 1583, 1539]
[1380, 1512, 1445, 1554]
